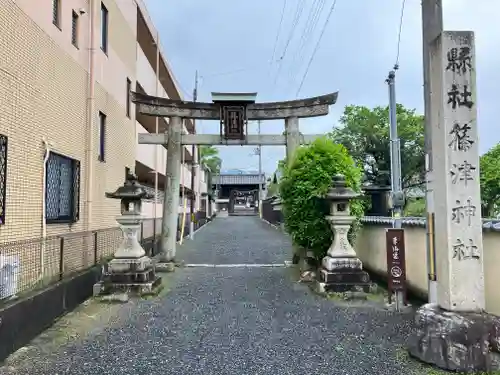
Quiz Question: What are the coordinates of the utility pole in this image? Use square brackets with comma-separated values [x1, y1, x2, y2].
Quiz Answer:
[189, 70, 198, 240]
[386, 68, 404, 311]
[257, 120, 263, 218]
[422, 0, 443, 304]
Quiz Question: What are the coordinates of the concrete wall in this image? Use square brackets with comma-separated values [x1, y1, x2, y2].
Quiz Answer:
[355, 217, 500, 316]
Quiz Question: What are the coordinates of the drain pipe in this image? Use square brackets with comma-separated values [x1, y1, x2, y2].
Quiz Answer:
[85, 0, 97, 232]
[39, 138, 52, 282]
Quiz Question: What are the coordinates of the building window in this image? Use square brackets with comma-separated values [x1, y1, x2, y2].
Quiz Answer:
[126, 78, 131, 118]
[46, 153, 80, 224]
[100, 3, 108, 53]
[71, 11, 79, 47]
[52, 0, 61, 28]
[98, 112, 106, 162]
[0, 135, 7, 225]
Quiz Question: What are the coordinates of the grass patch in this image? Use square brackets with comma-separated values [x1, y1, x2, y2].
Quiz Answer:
[395, 347, 448, 374]
[326, 292, 346, 301]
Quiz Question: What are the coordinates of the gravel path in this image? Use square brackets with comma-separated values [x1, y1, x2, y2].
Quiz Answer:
[179, 215, 290, 265]
[1, 216, 431, 375]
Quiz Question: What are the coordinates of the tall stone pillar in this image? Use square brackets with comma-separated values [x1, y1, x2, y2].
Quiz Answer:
[285, 117, 300, 165]
[433, 32, 484, 312]
[409, 32, 500, 373]
[160, 116, 182, 263]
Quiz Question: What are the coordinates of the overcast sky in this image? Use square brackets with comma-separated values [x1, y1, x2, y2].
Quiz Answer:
[144, 0, 499, 176]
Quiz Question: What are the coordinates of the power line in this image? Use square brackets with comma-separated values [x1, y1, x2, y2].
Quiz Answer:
[176, 81, 193, 100]
[279, 1, 305, 62]
[270, 0, 287, 62]
[272, 1, 306, 87]
[286, 0, 326, 88]
[394, 0, 407, 69]
[295, 0, 339, 97]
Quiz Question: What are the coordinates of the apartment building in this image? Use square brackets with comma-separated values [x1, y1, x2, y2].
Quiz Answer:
[0, 0, 206, 243]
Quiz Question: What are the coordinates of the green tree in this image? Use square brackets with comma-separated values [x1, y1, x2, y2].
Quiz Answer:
[404, 198, 426, 217]
[266, 176, 279, 197]
[266, 159, 286, 197]
[480, 143, 500, 217]
[279, 137, 364, 261]
[199, 145, 222, 174]
[330, 104, 425, 190]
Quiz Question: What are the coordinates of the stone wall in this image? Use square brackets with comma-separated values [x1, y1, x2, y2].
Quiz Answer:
[355, 217, 500, 316]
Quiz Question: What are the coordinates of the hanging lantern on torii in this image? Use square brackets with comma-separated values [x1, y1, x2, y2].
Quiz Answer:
[211, 92, 257, 141]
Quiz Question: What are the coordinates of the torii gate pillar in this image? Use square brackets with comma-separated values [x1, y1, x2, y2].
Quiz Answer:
[160, 115, 182, 263]
[285, 117, 300, 165]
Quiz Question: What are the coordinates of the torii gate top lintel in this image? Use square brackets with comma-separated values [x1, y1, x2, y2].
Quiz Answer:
[211, 92, 257, 104]
[131, 91, 338, 120]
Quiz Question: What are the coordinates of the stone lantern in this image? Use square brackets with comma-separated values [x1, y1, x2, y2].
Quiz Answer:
[94, 171, 161, 298]
[318, 174, 371, 293]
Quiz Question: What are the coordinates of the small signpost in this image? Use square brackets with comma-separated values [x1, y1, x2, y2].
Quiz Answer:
[385, 228, 407, 306]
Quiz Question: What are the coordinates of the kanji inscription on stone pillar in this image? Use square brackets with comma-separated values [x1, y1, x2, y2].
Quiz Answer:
[433, 31, 485, 311]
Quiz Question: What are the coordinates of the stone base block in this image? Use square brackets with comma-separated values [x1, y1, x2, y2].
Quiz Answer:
[319, 269, 370, 284]
[315, 280, 375, 295]
[155, 262, 176, 273]
[94, 275, 162, 302]
[408, 303, 500, 373]
[322, 256, 363, 271]
[108, 256, 152, 273]
[106, 269, 155, 284]
[317, 268, 372, 293]
[100, 292, 129, 303]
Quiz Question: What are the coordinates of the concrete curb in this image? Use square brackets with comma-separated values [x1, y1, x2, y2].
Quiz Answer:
[261, 218, 281, 231]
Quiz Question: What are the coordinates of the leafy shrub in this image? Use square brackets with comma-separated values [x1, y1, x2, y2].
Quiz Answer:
[279, 137, 364, 261]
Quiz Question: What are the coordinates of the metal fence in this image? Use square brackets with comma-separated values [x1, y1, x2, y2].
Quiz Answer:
[0, 212, 210, 304]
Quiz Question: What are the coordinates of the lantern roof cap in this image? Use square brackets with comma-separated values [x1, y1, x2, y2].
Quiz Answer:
[105, 171, 154, 200]
[326, 174, 359, 201]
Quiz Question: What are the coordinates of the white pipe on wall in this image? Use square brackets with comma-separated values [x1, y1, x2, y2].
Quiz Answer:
[39, 138, 52, 282]
[85, 0, 97, 232]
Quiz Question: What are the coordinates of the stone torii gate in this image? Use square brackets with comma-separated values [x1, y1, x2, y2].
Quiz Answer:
[132, 90, 338, 265]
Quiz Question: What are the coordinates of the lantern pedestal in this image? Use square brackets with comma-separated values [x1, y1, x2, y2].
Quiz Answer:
[318, 217, 371, 293]
[316, 174, 372, 294]
[94, 172, 162, 299]
[104, 214, 161, 292]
